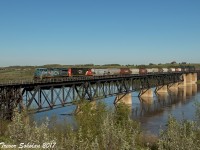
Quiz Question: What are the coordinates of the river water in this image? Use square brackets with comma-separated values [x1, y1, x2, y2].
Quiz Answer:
[34, 84, 200, 135]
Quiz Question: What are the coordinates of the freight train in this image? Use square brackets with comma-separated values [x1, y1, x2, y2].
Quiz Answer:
[34, 66, 195, 79]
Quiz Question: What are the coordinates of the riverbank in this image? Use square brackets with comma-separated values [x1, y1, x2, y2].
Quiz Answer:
[1, 101, 200, 149]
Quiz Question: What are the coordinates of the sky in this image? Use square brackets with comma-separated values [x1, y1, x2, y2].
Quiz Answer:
[0, 0, 200, 67]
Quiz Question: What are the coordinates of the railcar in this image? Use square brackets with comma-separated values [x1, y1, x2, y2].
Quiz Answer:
[120, 68, 132, 75]
[139, 68, 147, 75]
[68, 68, 92, 76]
[168, 68, 176, 72]
[180, 66, 195, 72]
[108, 68, 121, 75]
[34, 68, 69, 79]
[175, 68, 181, 72]
[91, 68, 109, 76]
[152, 68, 159, 73]
[34, 65, 196, 79]
[130, 68, 139, 74]
[34, 68, 92, 79]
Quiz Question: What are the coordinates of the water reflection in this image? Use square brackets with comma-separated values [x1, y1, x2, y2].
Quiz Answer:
[132, 84, 199, 135]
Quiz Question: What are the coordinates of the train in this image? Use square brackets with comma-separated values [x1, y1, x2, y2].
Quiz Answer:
[34, 66, 195, 79]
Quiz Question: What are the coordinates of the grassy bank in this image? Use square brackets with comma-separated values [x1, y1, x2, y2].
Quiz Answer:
[1, 101, 200, 149]
[0, 68, 34, 83]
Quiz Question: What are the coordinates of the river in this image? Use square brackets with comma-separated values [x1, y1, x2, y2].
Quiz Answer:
[34, 84, 200, 135]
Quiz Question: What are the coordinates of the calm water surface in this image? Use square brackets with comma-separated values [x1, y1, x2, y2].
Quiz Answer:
[34, 84, 200, 135]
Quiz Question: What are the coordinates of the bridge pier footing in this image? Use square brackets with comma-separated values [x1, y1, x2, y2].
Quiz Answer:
[139, 89, 153, 98]
[155, 85, 168, 94]
[138, 89, 153, 105]
[192, 73, 197, 84]
[179, 73, 197, 86]
[168, 83, 178, 96]
[179, 74, 187, 86]
[114, 93, 132, 105]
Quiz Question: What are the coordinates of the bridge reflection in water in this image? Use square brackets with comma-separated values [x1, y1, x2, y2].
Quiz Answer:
[131, 84, 199, 135]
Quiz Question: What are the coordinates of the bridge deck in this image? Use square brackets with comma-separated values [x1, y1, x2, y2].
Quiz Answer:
[0, 72, 186, 87]
[0, 71, 198, 119]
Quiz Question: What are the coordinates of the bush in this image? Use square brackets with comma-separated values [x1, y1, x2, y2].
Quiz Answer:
[8, 110, 56, 146]
[158, 116, 200, 150]
[4, 101, 145, 149]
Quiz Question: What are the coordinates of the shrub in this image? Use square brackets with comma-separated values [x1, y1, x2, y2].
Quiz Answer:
[4, 101, 145, 149]
[8, 110, 56, 146]
[158, 116, 200, 150]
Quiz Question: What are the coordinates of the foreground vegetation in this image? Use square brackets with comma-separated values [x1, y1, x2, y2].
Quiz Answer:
[0, 102, 146, 149]
[1, 101, 200, 149]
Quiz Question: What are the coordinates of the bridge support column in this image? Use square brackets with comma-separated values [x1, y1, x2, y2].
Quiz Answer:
[168, 83, 178, 96]
[192, 73, 197, 84]
[168, 83, 178, 89]
[139, 97, 153, 104]
[139, 89, 153, 98]
[114, 93, 132, 105]
[155, 85, 168, 94]
[186, 73, 193, 84]
[0, 87, 23, 120]
[179, 73, 196, 86]
[179, 74, 186, 87]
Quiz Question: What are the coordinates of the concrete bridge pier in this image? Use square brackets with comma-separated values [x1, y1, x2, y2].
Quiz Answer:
[168, 83, 178, 90]
[179, 73, 197, 87]
[114, 93, 132, 112]
[155, 85, 168, 94]
[139, 89, 153, 98]
[186, 73, 193, 84]
[178, 74, 186, 87]
[139, 96, 153, 105]
[114, 93, 132, 105]
[168, 83, 178, 96]
[192, 73, 197, 84]
[138, 89, 154, 104]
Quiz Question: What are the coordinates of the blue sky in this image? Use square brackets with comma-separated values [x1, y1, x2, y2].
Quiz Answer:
[0, 0, 200, 67]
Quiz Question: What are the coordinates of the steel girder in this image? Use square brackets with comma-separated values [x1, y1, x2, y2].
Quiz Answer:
[0, 87, 23, 119]
[21, 73, 182, 111]
[0, 73, 183, 119]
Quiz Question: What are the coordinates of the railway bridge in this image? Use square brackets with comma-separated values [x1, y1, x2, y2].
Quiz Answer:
[0, 71, 198, 119]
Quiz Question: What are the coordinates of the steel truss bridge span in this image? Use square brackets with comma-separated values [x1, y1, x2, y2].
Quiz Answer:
[0, 72, 186, 119]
